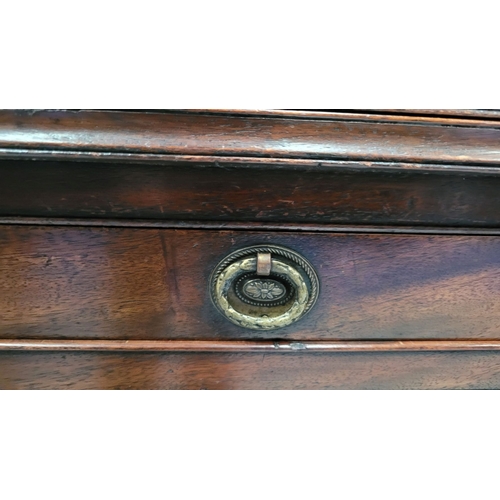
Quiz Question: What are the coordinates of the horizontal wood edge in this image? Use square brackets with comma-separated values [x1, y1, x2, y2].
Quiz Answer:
[2, 339, 500, 352]
[177, 109, 500, 127]
[2, 217, 500, 235]
[1, 151, 500, 175]
[368, 109, 500, 120]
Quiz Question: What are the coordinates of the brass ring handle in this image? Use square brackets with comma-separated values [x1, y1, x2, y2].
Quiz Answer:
[210, 245, 319, 330]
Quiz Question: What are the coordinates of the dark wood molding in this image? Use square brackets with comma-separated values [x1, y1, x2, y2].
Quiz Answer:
[3, 110, 500, 165]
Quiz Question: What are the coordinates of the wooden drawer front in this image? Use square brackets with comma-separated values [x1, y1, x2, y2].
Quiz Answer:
[2, 351, 500, 389]
[2, 225, 500, 340]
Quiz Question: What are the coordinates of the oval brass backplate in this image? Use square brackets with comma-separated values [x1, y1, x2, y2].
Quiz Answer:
[210, 245, 319, 330]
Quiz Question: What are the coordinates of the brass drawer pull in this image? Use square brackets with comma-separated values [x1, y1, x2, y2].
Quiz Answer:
[210, 245, 319, 330]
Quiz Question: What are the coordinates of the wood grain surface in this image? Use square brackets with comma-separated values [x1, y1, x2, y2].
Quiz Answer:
[2, 110, 500, 165]
[2, 351, 500, 389]
[2, 226, 500, 340]
[4, 109, 499, 390]
[2, 158, 500, 227]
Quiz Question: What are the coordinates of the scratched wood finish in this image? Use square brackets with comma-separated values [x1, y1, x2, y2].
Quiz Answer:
[2, 226, 500, 340]
[3, 110, 500, 165]
[2, 351, 500, 389]
[3, 159, 500, 227]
